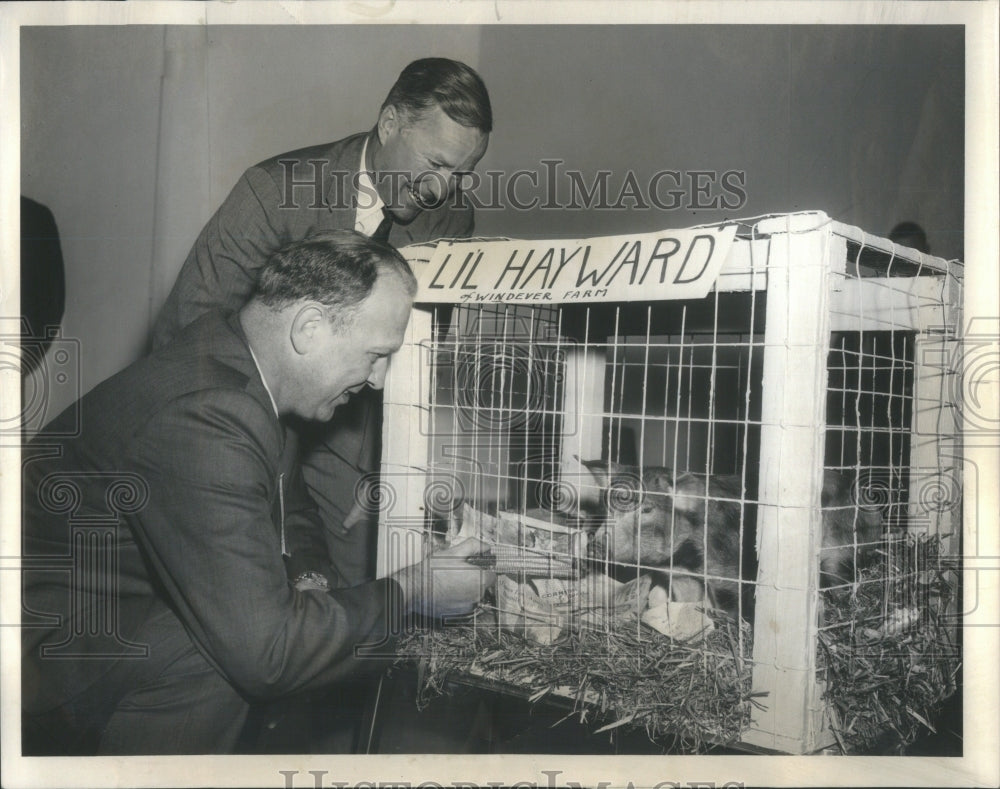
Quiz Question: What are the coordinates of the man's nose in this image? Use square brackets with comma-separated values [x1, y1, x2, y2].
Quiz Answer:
[367, 357, 390, 389]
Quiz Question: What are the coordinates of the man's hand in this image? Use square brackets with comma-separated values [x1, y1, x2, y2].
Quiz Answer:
[390, 538, 497, 619]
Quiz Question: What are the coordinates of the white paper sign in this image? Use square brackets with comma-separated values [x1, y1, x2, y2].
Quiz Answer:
[413, 224, 737, 304]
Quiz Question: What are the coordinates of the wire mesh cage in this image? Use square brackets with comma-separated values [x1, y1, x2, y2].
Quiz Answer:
[378, 211, 962, 754]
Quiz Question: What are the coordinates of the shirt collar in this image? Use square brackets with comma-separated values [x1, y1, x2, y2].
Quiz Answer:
[355, 135, 386, 234]
[246, 340, 279, 419]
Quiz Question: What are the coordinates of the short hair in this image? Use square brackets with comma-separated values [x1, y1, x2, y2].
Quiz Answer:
[253, 230, 417, 327]
[381, 57, 492, 133]
[888, 221, 930, 254]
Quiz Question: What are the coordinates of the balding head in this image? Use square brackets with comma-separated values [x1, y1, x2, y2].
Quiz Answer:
[242, 231, 416, 421]
[252, 229, 416, 324]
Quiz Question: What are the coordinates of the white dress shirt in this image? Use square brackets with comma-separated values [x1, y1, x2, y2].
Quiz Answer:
[354, 136, 387, 236]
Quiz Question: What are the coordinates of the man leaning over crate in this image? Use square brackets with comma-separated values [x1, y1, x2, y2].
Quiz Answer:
[150, 58, 491, 588]
[22, 232, 494, 755]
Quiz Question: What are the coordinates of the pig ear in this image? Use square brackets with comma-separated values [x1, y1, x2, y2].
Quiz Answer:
[577, 458, 626, 488]
[643, 469, 675, 494]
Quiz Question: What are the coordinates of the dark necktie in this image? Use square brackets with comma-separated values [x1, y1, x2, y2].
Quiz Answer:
[371, 208, 393, 243]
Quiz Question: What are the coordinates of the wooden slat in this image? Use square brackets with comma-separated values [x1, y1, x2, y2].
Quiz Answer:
[753, 210, 962, 277]
[754, 210, 832, 236]
[377, 306, 433, 576]
[829, 218, 962, 277]
[743, 222, 835, 753]
[829, 276, 947, 332]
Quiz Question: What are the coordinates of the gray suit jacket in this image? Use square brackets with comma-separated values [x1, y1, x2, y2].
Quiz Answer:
[22, 312, 402, 714]
[151, 131, 473, 474]
[152, 131, 473, 347]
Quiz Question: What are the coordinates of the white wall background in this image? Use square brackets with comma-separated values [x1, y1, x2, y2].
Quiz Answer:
[20, 24, 963, 423]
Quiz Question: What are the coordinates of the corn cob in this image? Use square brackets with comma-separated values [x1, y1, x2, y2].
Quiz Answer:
[466, 546, 580, 578]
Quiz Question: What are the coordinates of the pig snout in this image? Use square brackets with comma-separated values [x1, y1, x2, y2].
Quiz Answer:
[574, 461, 750, 618]
[588, 521, 611, 557]
[589, 509, 641, 563]
[588, 502, 679, 566]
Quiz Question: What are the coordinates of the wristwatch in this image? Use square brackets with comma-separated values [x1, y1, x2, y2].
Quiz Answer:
[292, 571, 330, 591]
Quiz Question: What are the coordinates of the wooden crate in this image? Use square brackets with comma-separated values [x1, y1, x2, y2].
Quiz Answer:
[377, 211, 962, 754]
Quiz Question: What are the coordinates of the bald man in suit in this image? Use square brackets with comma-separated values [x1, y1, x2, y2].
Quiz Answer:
[23, 232, 493, 754]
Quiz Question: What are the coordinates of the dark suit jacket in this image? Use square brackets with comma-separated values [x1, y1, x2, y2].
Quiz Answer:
[22, 312, 401, 714]
[150, 131, 474, 475]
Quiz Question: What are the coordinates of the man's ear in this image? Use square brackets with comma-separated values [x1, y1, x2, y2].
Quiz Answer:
[377, 104, 402, 145]
[289, 303, 328, 356]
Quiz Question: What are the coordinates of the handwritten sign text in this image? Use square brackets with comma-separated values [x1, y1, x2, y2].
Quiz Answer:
[412, 225, 736, 304]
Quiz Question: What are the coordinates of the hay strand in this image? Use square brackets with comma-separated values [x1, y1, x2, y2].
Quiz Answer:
[818, 534, 961, 753]
[395, 610, 756, 752]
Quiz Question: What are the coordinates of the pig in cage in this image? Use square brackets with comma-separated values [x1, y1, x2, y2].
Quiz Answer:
[377, 211, 963, 754]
